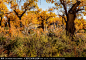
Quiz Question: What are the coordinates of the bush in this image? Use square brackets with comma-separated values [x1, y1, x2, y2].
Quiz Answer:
[1, 29, 86, 57]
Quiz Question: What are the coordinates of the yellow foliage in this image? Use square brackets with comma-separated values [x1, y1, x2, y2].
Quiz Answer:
[75, 18, 86, 31]
[0, 1, 8, 13]
[85, 7, 86, 11]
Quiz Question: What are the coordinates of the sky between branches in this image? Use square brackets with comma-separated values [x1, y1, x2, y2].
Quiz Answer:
[6, 0, 86, 20]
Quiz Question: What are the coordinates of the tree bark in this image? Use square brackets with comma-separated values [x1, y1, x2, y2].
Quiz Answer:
[5, 22, 7, 27]
[0, 17, 2, 26]
[63, 1, 81, 38]
[41, 20, 44, 31]
[8, 18, 11, 28]
[66, 13, 76, 37]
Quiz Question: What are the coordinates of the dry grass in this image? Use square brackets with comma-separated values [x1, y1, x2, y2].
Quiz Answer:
[0, 27, 86, 57]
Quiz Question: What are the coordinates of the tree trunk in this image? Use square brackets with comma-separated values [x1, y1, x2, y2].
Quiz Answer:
[19, 17, 23, 27]
[8, 18, 11, 28]
[5, 22, 7, 27]
[54, 22, 55, 29]
[0, 17, 2, 26]
[0, 21, 1, 26]
[66, 13, 76, 37]
[65, 1, 81, 38]
[7, 18, 12, 37]
[41, 20, 44, 31]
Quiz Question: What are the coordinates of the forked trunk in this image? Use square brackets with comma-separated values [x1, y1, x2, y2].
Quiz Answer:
[65, 1, 81, 38]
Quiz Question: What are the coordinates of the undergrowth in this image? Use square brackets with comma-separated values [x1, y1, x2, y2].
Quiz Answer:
[0, 29, 86, 57]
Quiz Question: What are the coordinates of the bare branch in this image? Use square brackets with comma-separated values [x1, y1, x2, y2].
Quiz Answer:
[14, 10, 18, 17]
[59, 14, 67, 23]
[20, 9, 27, 17]
[46, 16, 51, 21]
[60, 0, 67, 16]
[76, 9, 84, 13]
[20, 5, 36, 17]
[69, 1, 81, 12]
[24, 1, 33, 10]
